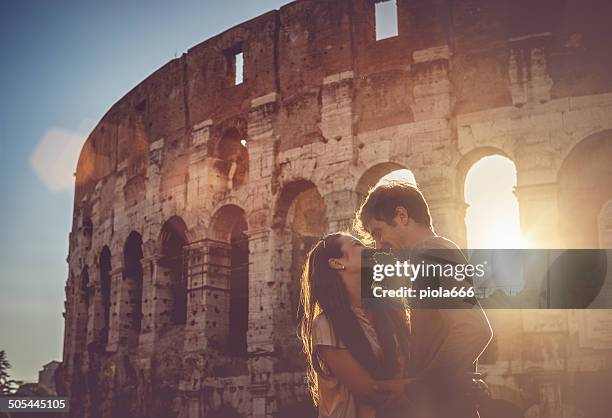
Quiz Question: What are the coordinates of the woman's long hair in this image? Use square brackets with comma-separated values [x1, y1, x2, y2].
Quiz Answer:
[298, 233, 411, 405]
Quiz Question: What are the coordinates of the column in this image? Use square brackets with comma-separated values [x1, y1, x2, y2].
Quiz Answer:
[245, 93, 278, 416]
[428, 196, 469, 248]
[246, 228, 275, 354]
[138, 254, 157, 351]
[183, 239, 230, 352]
[86, 272, 106, 350]
[319, 71, 354, 168]
[411, 45, 452, 122]
[106, 267, 125, 352]
[245, 228, 275, 418]
[187, 120, 213, 213]
[419, 166, 467, 247]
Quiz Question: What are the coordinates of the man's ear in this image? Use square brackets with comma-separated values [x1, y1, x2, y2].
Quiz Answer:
[395, 206, 410, 225]
[328, 258, 345, 271]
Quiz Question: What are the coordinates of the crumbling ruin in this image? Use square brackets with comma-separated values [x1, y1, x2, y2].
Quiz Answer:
[61, 1, 612, 417]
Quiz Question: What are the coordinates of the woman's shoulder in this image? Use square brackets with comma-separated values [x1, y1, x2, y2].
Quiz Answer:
[312, 312, 344, 348]
[313, 312, 332, 334]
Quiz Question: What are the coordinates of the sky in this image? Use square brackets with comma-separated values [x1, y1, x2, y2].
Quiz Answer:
[0, 0, 523, 383]
[0, 0, 288, 383]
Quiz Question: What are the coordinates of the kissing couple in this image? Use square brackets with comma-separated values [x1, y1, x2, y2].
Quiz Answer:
[298, 180, 493, 418]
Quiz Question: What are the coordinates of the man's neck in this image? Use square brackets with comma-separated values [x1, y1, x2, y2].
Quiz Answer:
[406, 227, 436, 249]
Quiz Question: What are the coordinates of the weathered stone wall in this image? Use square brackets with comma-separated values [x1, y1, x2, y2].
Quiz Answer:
[61, 1, 612, 417]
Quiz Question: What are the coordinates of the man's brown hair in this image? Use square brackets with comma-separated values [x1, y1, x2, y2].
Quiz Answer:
[353, 180, 433, 241]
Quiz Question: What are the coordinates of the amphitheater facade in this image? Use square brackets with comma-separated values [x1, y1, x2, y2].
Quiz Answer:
[60, 1, 612, 417]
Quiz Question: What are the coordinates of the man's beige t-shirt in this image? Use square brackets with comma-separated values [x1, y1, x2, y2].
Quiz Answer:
[409, 235, 492, 377]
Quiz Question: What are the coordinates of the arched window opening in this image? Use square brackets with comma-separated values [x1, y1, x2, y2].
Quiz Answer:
[82, 218, 93, 237]
[464, 155, 526, 249]
[272, 180, 328, 328]
[464, 156, 525, 364]
[559, 133, 612, 248]
[208, 205, 249, 355]
[124, 232, 144, 337]
[376, 169, 416, 187]
[354, 164, 417, 245]
[80, 266, 91, 352]
[213, 128, 249, 190]
[356, 163, 416, 205]
[288, 186, 327, 324]
[159, 217, 188, 326]
[99, 246, 112, 345]
[82, 217, 93, 250]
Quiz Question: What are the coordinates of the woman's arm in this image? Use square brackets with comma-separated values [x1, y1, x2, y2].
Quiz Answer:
[318, 346, 411, 405]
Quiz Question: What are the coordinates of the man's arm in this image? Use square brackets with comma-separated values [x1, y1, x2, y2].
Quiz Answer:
[426, 302, 493, 374]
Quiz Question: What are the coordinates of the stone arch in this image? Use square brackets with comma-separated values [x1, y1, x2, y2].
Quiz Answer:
[557, 128, 612, 172]
[557, 130, 612, 248]
[272, 179, 327, 328]
[272, 179, 326, 229]
[208, 204, 249, 354]
[208, 193, 251, 230]
[354, 161, 408, 201]
[281, 157, 326, 193]
[124, 231, 144, 343]
[210, 204, 248, 242]
[352, 162, 420, 234]
[456, 147, 512, 202]
[456, 147, 518, 248]
[209, 127, 249, 190]
[466, 154, 524, 249]
[158, 216, 189, 326]
[99, 246, 112, 346]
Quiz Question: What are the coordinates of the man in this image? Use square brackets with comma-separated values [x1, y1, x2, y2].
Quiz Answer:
[354, 179, 493, 418]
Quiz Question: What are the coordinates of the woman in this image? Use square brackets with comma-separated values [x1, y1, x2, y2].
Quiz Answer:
[298, 232, 413, 418]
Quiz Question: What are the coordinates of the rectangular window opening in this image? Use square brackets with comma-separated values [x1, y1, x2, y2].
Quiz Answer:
[375, 0, 399, 41]
[235, 51, 244, 85]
